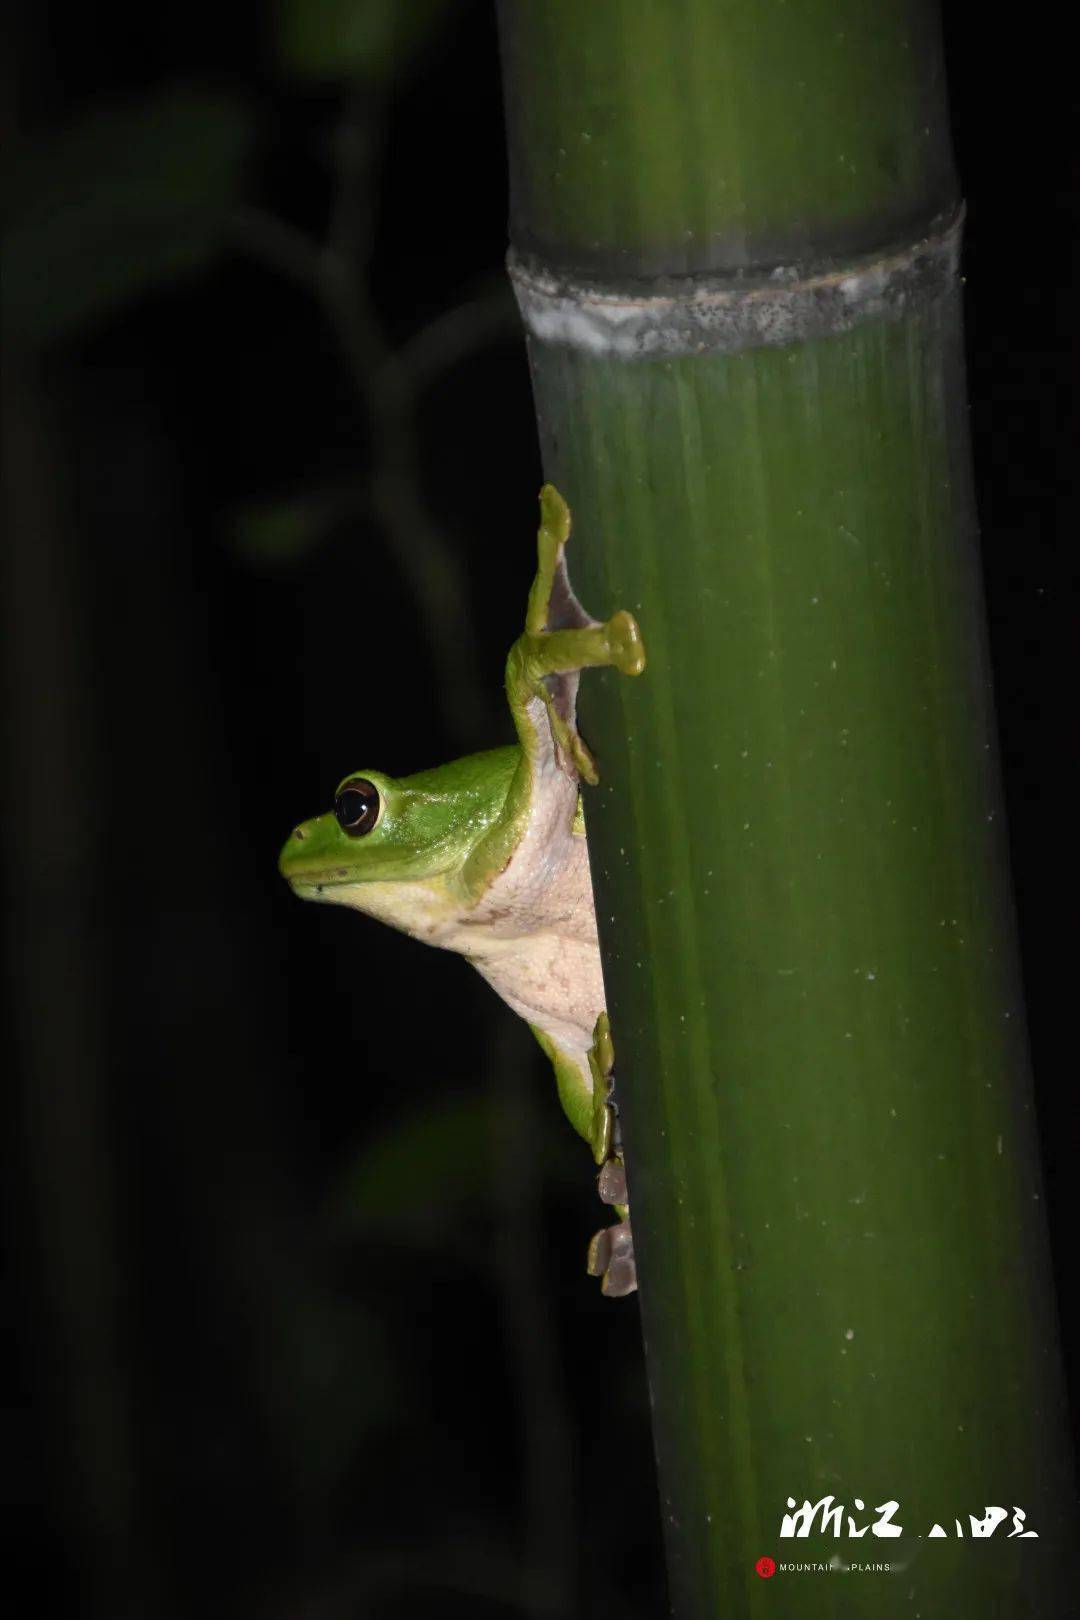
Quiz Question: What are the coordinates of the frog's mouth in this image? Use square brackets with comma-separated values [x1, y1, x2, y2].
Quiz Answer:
[287, 876, 335, 896]
[280, 863, 355, 896]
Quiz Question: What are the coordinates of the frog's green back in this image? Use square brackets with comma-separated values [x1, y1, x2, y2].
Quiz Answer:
[390, 745, 521, 860]
[395, 744, 518, 808]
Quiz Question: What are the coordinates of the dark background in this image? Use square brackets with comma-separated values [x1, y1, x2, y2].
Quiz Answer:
[3, 3, 1076, 1617]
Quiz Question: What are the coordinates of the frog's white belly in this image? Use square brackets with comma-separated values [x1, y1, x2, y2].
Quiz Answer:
[369, 895, 601, 1063]
[463, 926, 602, 1059]
[455, 794, 603, 1060]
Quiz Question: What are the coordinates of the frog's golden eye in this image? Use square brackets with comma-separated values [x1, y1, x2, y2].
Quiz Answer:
[333, 777, 381, 837]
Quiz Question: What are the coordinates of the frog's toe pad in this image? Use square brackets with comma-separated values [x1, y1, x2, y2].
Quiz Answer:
[539, 483, 571, 545]
[605, 610, 646, 677]
[587, 1220, 637, 1297]
[597, 1158, 627, 1206]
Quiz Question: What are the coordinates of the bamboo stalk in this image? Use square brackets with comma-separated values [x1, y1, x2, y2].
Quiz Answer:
[497, 3, 1075, 1615]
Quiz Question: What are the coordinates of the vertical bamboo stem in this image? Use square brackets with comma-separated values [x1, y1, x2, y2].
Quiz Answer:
[497, 3, 1075, 1615]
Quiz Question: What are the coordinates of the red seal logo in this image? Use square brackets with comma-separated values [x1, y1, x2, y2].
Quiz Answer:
[755, 1556, 776, 1579]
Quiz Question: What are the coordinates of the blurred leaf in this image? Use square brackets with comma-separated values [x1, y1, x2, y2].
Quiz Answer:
[230, 493, 340, 571]
[2, 87, 254, 346]
[269, 1296, 400, 1488]
[335, 1092, 493, 1228]
[275, 0, 455, 82]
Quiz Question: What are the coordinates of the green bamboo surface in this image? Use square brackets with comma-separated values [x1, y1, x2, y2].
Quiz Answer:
[499, 0, 955, 276]
[498, 2, 1075, 1615]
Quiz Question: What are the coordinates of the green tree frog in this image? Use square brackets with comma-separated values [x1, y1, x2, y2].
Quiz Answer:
[279, 486, 645, 1295]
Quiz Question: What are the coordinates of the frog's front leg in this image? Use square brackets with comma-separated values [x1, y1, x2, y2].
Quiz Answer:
[506, 484, 645, 785]
[459, 486, 644, 904]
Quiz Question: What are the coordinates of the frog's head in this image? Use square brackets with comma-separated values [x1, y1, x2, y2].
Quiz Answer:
[279, 768, 463, 898]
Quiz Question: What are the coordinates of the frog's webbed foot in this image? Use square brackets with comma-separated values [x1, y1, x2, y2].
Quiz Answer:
[585, 1012, 638, 1296]
[507, 485, 645, 785]
[588, 1191, 637, 1298]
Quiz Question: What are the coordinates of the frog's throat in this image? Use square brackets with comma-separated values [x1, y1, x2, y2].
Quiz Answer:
[291, 873, 463, 941]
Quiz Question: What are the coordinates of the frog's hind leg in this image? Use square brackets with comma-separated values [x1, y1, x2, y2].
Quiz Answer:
[507, 485, 645, 786]
[529, 1023, 594, 1147]
[532, 1014, 637, 1298]
[530, 1012, 616, 1168]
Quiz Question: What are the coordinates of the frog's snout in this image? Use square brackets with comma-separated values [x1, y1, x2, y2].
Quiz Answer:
[278, 824, 310, 881]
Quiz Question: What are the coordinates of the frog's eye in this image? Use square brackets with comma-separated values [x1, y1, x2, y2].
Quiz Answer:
[333, 777, 381, 837]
